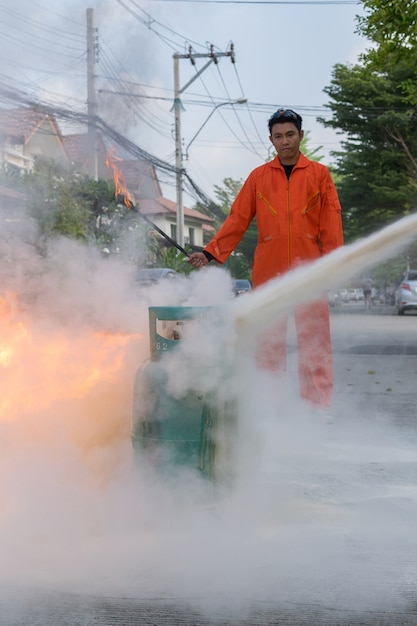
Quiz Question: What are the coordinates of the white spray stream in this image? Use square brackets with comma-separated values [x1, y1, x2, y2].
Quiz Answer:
[230, 212, 417, 335]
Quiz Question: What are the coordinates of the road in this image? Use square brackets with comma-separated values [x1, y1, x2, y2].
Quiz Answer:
[1, 304, 416, 626]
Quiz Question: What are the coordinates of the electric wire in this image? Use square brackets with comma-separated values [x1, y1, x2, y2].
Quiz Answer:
[0, 29, 84, 60]
[113, 0, 187, 51]
[98, 40, 172, 137]
[212, 62, 264, 158]
[0, 61, 86, 110]
[149, 0, 359, 4]
[0, 81, 221, 211]
[0, 3, 86, 97]
[186, 60, 262, 160]
[112, 0, 262, 165]
[0, 5, 84, 43]
[232, 62, 269, 152]
[26, 0, 84, 26]
[0, 0, 358, 205]
[114, 0, 207, 51]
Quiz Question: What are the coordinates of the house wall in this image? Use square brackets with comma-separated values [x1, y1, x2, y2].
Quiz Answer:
[184, 222, 204, 247]
[25, 120, 66, 166]
[1, 120, 66, 172]
[1, 143, 31, 171]
[147, 215, 204, 248]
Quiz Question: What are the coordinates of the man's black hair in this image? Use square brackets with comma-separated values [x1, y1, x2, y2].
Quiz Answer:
[268, 109, 302, 133]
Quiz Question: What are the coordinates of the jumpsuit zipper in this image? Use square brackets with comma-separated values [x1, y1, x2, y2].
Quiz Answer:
[287, 182, 291, 268]
[302, 190, 320, 214]
[256, 192, 277, 216]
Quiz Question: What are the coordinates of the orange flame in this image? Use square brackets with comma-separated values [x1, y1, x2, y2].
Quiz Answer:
[106, 147, 134, 208]
[0, 291, 144, 480]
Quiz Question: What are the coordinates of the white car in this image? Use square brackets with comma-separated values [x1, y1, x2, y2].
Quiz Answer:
[395, 270, 417, 315]
[136, 267, 180, 286]
[338, 288, 349, 303]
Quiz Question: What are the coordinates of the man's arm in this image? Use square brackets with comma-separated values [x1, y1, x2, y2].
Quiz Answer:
[189, 174, 256, 268]
[319, 169, 344, 256]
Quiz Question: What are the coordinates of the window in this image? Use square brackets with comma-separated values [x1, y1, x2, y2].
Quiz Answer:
[170, 224, 177, 240]
[189, 227, 195, 246]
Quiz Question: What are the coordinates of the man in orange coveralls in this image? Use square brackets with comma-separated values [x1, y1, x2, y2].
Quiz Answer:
[189, 109, 343, 409]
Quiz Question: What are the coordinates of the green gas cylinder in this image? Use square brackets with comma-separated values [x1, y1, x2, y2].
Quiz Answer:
[132, 306, 230, 479]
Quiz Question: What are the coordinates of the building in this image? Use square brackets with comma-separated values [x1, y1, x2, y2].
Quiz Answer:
[0, 106, 215, 248]
[112, 157, 214, 247]
[62, 132, 215, 248]
[0, 107, 67, 173]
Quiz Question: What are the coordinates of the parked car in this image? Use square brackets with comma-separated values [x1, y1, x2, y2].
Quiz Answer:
[136, 267, 180, 286]
[328, 289, 340, 307]
[348, 288, 363, 302]
[395, 270, 417, 315]
[232, 279, 252, 296]
[338, 288, 349, 303]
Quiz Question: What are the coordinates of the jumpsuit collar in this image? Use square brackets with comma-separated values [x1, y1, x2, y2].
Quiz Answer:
[271, 152, 309, 172]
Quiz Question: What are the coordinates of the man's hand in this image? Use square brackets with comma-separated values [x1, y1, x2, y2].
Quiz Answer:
[188, 252, 209, 269]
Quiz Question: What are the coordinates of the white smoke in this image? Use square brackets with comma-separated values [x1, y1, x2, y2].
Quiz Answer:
[1, 207, 417, 622]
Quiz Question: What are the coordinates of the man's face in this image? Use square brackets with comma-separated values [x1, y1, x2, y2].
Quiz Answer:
[269, 122, 303, 165]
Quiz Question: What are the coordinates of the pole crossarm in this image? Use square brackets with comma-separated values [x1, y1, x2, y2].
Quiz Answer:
[174, 43, 235, 64]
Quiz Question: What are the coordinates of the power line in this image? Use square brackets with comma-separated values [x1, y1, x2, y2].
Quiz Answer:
[231, 63, 269, 153]
[97, 40, 172, 136]
[0, 5, 84, 42]
[0, 28, 84, 59]
[149, 0, 359, 3]
[0, 81, 221, 212]
[114, 0, 208, 51]
[27, 0, 84, 26]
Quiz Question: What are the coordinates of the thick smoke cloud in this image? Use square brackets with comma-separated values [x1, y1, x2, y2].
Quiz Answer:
[1, 199, 417, 624]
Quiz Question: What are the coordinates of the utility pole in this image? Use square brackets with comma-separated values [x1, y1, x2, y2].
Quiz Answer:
[86, 8, 98, 181]
[173, 44, 235, 248]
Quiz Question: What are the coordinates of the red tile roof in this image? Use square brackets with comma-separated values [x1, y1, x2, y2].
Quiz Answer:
[118, 159, 161, 199]
[0, 107, 63, 144]
[62, 135, 162, 200]
[62, 133, 90, 165]
[62, 132, 109, 168]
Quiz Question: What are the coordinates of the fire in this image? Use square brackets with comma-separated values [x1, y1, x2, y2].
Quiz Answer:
[0, 291, 144, 477]
[0, 322, 26, 367]
[0, 291, 27, 373]
[106, 147, 134, 208]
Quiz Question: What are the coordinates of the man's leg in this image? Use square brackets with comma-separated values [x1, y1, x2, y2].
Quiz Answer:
[256, 317, 288, 372]
[295, 299, 333, 408]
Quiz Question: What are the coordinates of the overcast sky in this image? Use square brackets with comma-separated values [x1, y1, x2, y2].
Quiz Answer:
[0, 0, 369, 204]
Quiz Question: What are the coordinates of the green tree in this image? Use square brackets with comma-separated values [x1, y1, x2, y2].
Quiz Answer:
[154, 245, 194, 274]
[212, 177, 254, 279]
[11, 159, 151, 265]
[319, 0, 417, 241]
[357, 0, 417, 106]
[1, 161, 90, 242]
[321, 61, 417, 241]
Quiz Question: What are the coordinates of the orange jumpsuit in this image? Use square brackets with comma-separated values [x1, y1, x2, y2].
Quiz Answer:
[205, 152, 344, 407]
